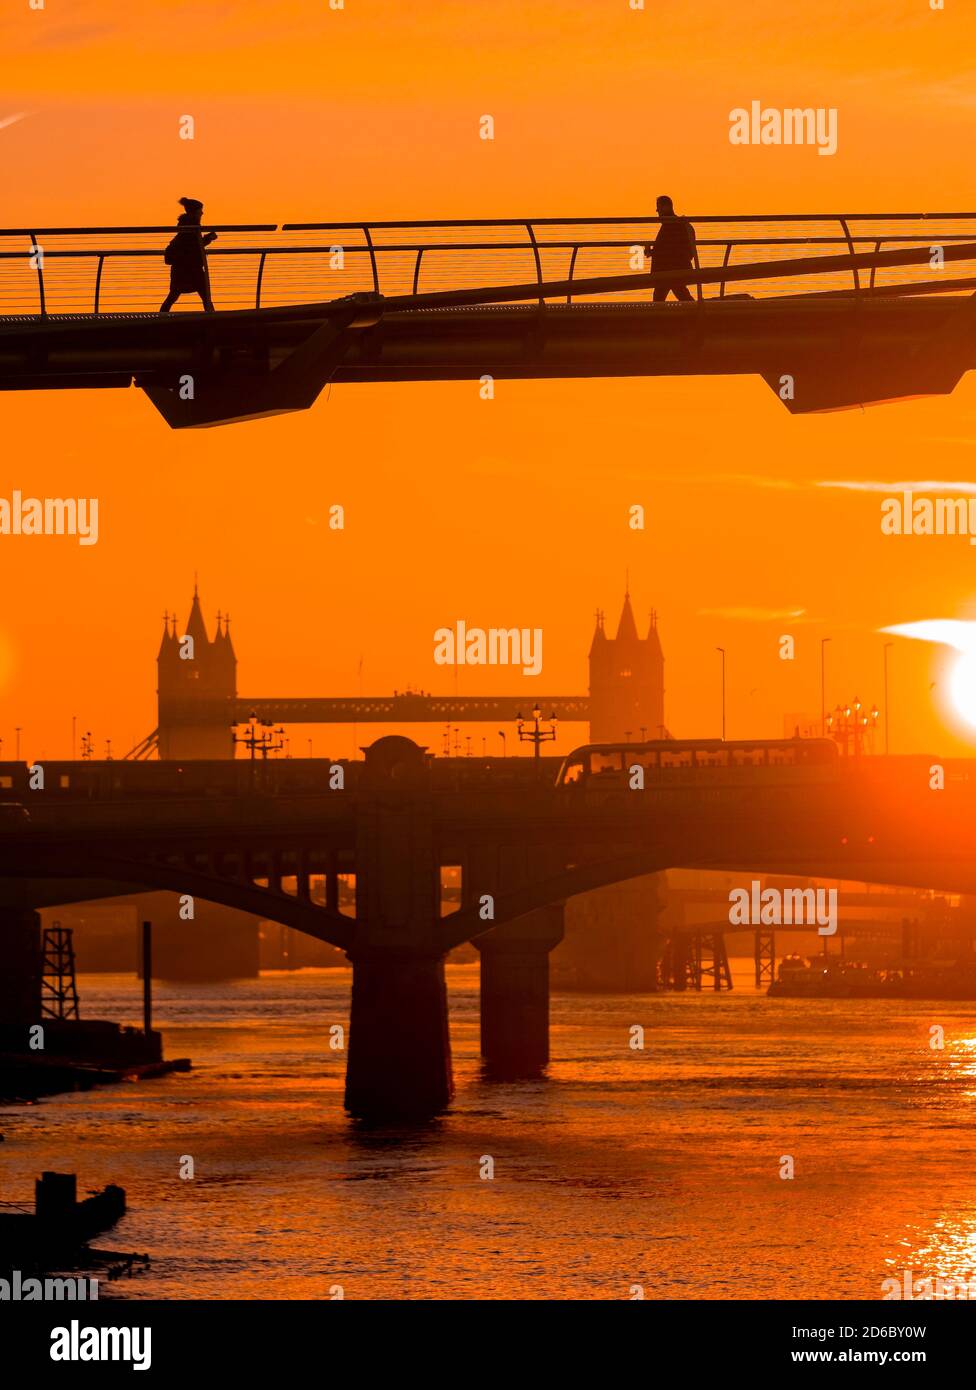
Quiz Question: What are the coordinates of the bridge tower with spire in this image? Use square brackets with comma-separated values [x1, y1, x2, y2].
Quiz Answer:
[556, 588, 668, 993]
[157, 585, 237, 759]
[588, 589, 665, 742]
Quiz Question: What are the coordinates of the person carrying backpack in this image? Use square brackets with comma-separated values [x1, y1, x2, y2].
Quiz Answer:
[644, 195, 697, 302]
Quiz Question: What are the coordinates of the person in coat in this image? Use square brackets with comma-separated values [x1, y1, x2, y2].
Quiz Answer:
[644, 195, 697, 302]
[159, 197, 218, 312]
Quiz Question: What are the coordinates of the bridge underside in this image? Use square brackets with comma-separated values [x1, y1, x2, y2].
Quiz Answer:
[1, 295, 973, 426]
[1, 840, 973, 951]
[2, 726, 973, 1120]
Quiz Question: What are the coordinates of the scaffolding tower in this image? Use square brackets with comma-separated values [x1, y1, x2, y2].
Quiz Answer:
[40, 922, 81, 1021]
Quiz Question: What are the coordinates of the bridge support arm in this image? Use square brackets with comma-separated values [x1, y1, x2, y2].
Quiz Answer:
[141, 293, 384, 429]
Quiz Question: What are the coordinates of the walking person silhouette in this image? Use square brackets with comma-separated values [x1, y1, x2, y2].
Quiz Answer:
[159, 197, 218, 313]
[645, 195, 697, 302]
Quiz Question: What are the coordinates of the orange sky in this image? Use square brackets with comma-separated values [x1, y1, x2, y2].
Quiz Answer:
[2, 0, 976, 761]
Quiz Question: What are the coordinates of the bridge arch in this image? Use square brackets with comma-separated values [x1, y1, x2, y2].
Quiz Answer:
[9, 853, 353, 950]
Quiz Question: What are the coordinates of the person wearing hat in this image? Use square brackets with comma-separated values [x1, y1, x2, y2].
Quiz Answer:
[159, 197, 218, 312]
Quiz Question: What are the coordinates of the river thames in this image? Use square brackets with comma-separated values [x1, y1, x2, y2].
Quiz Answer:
[4, 963, 976, 1300]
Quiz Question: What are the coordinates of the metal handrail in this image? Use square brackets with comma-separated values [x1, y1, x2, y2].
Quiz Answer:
[4, 211, 976, 236]
[6, 233, 976, 262]
[282, 212, 976, 229]
[3, 214, 976, 318]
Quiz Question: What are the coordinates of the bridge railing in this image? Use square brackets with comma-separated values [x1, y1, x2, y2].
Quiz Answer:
[3, 214, 976, 318]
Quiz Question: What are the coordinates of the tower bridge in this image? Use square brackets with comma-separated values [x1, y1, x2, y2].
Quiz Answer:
[148, 584, 663, 758]
[4, 211, 976, 426]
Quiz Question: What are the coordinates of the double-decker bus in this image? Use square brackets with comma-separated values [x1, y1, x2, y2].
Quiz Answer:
[556, 737, 838, 788]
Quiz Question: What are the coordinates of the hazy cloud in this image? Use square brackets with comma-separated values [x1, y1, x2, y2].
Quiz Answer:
[818, 480, 976, 495]
[882, 620, 976, 652]
[698, 606, 808, 622]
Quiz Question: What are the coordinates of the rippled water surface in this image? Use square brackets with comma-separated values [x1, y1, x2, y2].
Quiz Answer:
[4, 963, 976, 1300]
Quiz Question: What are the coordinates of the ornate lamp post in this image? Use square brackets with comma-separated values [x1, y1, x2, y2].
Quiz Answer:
[826, 696, 879, 757]
[821, 636, 831, 735]
[883, 641, 894, 754]
[516, 707, 558, 762]
[716, 647, 726, 740]
[232, 714, 286, 761]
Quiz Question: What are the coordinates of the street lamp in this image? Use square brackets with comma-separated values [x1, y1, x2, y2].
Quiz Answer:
[231, 716, 286, 761]
[716, 647, 726, 740]
[516, 707, 558, 762]
[498, 730, 507, 757]
[883, 641, 894, 755]
[826, 696, 879, 757]
[821, 637, 831, 736]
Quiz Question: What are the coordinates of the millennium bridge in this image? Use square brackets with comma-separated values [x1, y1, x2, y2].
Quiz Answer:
[2, 210, 976, 426]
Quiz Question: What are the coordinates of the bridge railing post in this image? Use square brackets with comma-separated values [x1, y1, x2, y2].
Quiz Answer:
[719, 241, 733, 299]
[566, 244, 579, 304]
[29, 234, 46, 318]
[838, 217, 861, 295]
[525, 222, 544, 310]
[93, 254, 105, 315]
[869, 238, 883, 292]
[362, 225, 380, 295]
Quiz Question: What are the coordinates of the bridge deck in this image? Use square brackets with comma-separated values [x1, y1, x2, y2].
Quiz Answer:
[4, 214, 976, 421]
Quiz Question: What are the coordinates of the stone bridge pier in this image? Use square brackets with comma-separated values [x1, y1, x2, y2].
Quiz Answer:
[476, 903, 565, 1078]
[343, 737, 568, 1119]
[0, 909, 42, 1040]
[344, 738, 453, 1121]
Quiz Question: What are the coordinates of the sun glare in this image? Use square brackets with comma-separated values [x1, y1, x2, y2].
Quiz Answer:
[950, 650, 976, 729]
